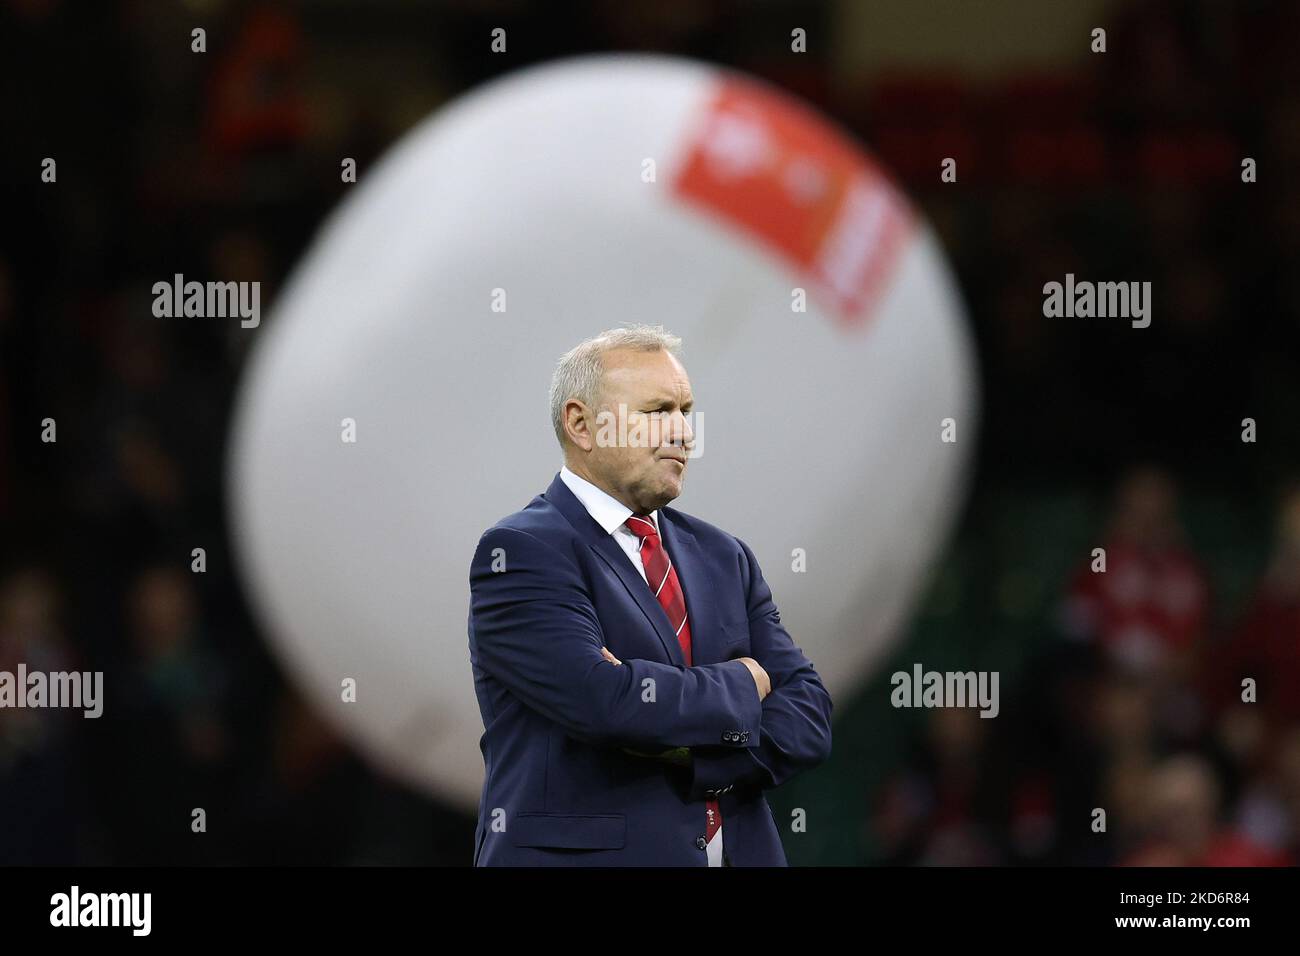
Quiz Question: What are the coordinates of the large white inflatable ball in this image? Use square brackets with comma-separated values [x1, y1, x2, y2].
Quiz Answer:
[228, 54, 978, 809]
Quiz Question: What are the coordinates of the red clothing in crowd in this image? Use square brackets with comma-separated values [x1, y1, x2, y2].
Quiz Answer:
[1064, 540, 1210, 668]
[1207, 587, 1300, 724]
[1123, 830, 1291, 867]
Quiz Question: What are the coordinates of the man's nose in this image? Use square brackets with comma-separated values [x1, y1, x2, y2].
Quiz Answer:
[661, 411, 692, 445]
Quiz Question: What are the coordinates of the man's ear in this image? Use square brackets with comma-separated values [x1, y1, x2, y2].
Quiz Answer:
[565, 400, 594, 452]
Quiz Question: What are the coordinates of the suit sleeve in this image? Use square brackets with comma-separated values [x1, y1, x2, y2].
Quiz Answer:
[687, 537, 833, 799]
[470, 526, 764, 752]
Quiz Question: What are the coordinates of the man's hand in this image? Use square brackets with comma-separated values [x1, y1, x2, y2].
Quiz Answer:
[600, 646, 622, 665]
[737, 657, 771, 701]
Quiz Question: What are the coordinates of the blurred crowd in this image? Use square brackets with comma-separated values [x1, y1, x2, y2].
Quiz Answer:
[874, 468, 1300, 866]
[2, 0, 1297, 864]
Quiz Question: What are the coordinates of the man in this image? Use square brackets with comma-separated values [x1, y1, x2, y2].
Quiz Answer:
[468, 325, 833, 865]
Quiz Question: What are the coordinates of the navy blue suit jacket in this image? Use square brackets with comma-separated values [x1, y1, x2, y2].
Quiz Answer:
[468, 472, 833, 866]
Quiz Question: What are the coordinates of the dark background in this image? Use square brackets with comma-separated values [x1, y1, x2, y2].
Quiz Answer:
[2, 0, 1298, 865]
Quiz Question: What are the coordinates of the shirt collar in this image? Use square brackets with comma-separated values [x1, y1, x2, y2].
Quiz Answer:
[559, 465, 659, 537]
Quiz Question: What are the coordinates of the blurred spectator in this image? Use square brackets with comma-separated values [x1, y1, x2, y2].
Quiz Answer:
[1122, 754, 1286, 866]
[1208, 484, 1300, 729]
[0, 567, 85, 863]
[107, 566, 234, 863]
[874, 707, 1002, 866]
[1061, 467, 1210, 681]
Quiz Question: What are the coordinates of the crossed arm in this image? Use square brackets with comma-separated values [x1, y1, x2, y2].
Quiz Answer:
[469, 527, 832, 797]
[677, 538, 833, 799]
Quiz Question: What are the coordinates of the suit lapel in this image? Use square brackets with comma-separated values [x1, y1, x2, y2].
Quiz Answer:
[659, 509, 722, 666]
[544, 473, 686, 667]
[590, 536, 687, 667]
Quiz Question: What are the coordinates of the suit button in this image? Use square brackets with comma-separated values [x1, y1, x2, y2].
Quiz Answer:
[704, 788, 718, 798]
[695, 836, 707, 850]
[721, 731, 734, 743]
[739, 731, 750, 743]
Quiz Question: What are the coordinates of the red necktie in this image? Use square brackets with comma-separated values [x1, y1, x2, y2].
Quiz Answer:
[624, 514, 723, 854]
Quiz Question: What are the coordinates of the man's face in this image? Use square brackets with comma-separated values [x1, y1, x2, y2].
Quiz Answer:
[574, 348, 694, 514]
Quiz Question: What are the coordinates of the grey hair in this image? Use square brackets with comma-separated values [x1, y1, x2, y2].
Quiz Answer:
[549, 324, 682, 448]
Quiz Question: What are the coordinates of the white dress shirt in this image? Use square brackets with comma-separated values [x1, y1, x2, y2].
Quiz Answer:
[559, 466, 660, 583]
[557, 465, 726, 867]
